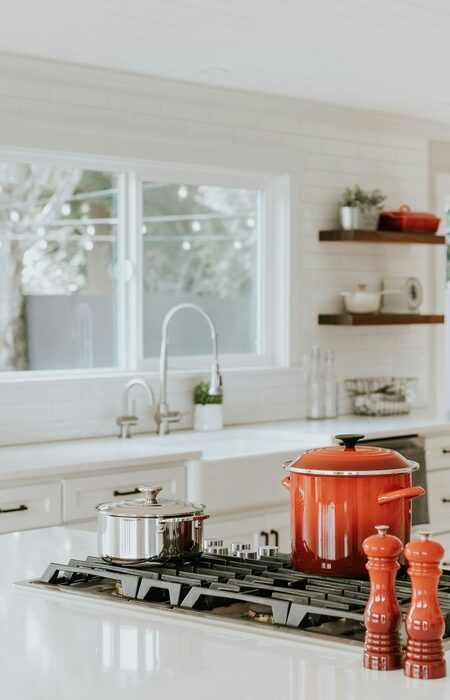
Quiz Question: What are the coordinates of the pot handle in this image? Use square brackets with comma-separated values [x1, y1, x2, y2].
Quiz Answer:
[193, 514, 210, 521]
[378, 486, 425, 505]
[281, 475, 291, 491]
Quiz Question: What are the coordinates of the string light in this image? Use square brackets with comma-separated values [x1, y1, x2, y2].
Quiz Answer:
[10, 210, 20, 222]
[234, 240, 242, 250]
[61, 203, 71, 216]
[87, 224, 96, 236]
[39, 240, 48, 250]
[84, 240, 94, 251]
[37, 226, 46, 237]
[80, 202, 90, 214]
[246, 217, 255, 229]
[141, 224, 147, 235]
[182, 241, 191, 251]
[178, 185, 188, 199]
[191, 221, 201, 232]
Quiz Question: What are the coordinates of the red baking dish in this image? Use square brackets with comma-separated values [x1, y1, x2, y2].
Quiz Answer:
[378, 204, 440, 233]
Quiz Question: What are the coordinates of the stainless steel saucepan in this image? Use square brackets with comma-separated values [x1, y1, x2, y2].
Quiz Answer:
[96, 484, 209, 564]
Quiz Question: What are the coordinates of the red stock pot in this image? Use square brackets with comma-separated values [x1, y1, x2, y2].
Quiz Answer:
[281, 434, 425, 577]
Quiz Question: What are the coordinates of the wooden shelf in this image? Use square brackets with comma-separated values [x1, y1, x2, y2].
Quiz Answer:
[318, 313, 445, 326]
[319, 229, 446, 245]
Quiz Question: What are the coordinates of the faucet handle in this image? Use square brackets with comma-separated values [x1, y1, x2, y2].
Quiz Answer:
[116, 415, 138, 439]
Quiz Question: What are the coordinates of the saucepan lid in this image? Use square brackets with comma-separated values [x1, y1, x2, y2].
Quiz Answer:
[96, 484, 205, 518]
[284, 434, 418, 476]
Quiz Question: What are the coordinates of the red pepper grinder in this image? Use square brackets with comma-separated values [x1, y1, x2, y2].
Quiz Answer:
[362, 524, 403, 671]
[404, 532, 447, 680]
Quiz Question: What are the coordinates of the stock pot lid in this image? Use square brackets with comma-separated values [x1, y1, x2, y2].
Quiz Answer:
[287, 434, 412, 474]
[95, 485, 205, 518]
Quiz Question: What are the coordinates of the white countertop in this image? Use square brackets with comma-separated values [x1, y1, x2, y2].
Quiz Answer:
[3, 526, 449, 699]
[0, 410, 448, 483]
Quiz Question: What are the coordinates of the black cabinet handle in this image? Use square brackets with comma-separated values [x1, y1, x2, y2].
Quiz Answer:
[113, 488, 140, 497]
[442, 499, 450, 503]
[270, 529, 279, 547]
[0, 504, 28, 514]
[260, 530, 269, 545]
[442, 449, 450, 454]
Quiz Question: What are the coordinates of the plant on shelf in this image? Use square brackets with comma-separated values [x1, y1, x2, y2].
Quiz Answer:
[340, 185, 386, 231]
[193, 381, 224, 431]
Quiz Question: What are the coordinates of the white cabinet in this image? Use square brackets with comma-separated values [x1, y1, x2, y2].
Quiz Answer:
[0, 482, 61, 534]
[62, 464, 185, 523]
[204, 508, 291, 553]
[426, 435, 450, 472]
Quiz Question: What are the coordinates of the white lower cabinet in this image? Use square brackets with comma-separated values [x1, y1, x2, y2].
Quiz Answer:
[204, 508, 291, 553]
[62, 464, 185, 523]
[0, 482, 61, 533]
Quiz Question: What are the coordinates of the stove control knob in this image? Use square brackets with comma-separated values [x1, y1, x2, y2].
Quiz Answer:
[204, 539, 223, 548]
[206, 545, 229, 556]
[231, 542, 252, 554]
[234, 550, 258, 560]
[258, 545, 279, 558]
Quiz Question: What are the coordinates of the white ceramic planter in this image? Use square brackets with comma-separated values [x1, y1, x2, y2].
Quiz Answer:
[194, 404, 224, 431]
[339, 206, 358, 230]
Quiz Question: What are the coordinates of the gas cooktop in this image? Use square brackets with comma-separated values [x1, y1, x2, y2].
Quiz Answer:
[17, 552, 450, 649]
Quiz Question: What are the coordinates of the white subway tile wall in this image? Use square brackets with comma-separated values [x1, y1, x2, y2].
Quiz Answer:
[0, 54, 444, 445]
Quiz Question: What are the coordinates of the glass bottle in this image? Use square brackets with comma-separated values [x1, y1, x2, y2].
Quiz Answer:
[323, 348, 339, 418]
[306, 346, 323, 419]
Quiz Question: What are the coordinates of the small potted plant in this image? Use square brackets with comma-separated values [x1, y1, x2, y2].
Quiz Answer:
[193, 380, 224, 431]
[340, 186, 386, 231]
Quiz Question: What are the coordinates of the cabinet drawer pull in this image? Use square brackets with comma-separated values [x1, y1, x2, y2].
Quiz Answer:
[113, 488, 140, 497]
[442, 499, 450, 503]
[270, 529, 279, 547]
[442, 449, 450, 454]
[260, 530, 269, 545]
[0, 504, 28, 514]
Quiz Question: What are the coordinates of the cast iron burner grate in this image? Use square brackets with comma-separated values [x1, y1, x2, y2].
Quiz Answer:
[27, 553, 450, 646]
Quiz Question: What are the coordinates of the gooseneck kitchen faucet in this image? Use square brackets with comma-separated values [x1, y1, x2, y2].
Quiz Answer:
[155, 303, 222, 435]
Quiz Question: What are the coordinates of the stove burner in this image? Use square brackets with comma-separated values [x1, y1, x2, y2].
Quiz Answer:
[24, 553, 450, 649]
[246, 603, 273, 624]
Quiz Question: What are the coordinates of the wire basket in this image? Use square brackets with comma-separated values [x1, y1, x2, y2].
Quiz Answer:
[344, 377, 417, 416]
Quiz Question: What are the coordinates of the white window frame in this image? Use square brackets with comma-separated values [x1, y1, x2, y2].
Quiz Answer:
[0, 148, 290, 380]
[126, 163, 289, 371]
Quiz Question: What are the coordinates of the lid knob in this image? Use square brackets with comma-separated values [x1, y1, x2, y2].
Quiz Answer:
[335, 434, 365, 450]
[138, 484, 163, 505]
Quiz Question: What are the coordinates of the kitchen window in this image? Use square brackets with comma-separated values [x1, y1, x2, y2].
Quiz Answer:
[0, 160, 118, 372]
[140, 180, 263, 361]
[0, 156, 283, 374]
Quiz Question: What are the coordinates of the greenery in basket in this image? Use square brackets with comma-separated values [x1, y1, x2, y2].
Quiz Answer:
[193, 381, 223, 405]
[340, 185, 386, 211]
[346, 383, 405, 401]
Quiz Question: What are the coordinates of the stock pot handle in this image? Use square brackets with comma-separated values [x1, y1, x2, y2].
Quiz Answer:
[281, 475, 291, 490]
[378, 486, 425, 505]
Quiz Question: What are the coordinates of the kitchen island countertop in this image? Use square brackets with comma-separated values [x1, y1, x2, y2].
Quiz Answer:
[3, 526, 450, 700]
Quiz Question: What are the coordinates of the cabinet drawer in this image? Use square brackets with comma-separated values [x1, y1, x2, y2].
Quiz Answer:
[426, 469, 450, 522]
[425, 435, 450, 471]
[62, 465, 185, 522]
[0, 482, 61, 533]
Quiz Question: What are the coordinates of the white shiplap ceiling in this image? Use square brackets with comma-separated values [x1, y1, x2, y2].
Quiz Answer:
[2, 0, 450, 121]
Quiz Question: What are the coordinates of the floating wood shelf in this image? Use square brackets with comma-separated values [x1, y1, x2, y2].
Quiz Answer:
[318, 313, 445, 326]
[319, 229, 446, 245]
